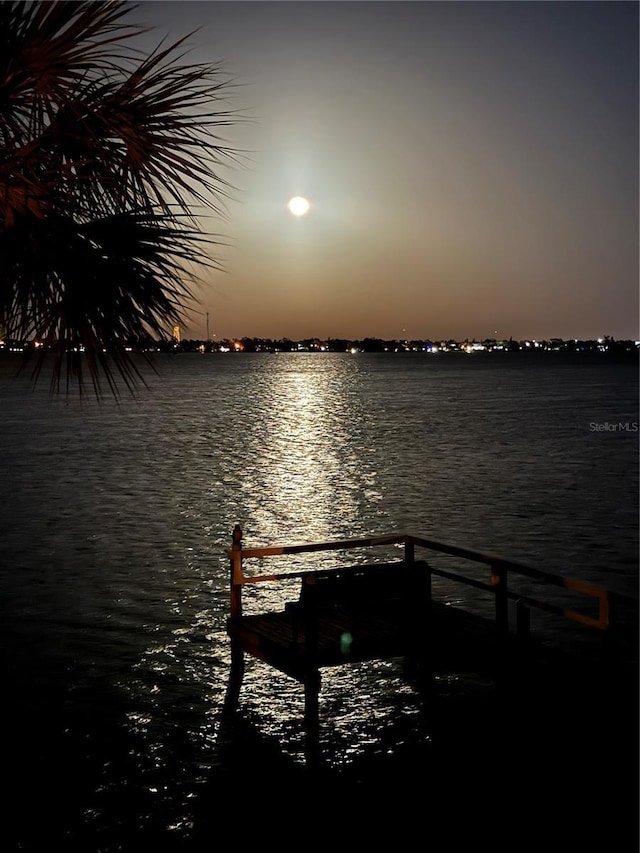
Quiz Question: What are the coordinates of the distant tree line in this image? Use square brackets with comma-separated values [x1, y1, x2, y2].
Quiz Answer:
[7, 334, 631, 355]
[3, 333, 637, 358]
[183, 336, 638, 354]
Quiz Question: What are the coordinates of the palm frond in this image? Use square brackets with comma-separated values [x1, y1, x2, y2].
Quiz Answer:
[0, 0, 243, 397]
[3, 206, 216, 397]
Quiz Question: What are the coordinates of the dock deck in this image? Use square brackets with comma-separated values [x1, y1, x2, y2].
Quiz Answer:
[223, 526, 638, 778]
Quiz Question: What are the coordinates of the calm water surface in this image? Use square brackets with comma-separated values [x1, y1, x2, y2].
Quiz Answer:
[1, 351, 637, 847]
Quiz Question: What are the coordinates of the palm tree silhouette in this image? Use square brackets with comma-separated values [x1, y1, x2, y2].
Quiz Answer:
[0, 0, 241, 396]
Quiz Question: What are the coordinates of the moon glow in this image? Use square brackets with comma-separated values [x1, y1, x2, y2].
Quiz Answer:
[287, 196, 310, 216]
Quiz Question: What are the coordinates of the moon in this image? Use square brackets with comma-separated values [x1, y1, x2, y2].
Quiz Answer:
[287, 196, 310, 216]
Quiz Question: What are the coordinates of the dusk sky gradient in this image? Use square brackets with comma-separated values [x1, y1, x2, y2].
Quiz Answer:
[135, 1, 639, 342]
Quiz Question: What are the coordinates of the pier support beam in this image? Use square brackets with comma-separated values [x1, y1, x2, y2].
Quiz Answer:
[222, 641, 245, 718]
[303, 669, 321, 770]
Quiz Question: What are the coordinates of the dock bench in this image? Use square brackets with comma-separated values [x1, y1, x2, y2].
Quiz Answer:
[227, 559, 432, 679]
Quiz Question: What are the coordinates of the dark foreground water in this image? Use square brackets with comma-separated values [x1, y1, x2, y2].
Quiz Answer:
[1, 351, 638, 849]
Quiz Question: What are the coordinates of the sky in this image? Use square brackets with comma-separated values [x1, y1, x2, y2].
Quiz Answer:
[133, 1, 639, 343]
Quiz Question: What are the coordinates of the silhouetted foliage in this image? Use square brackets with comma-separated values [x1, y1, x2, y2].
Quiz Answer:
[0, 0, 241, 396]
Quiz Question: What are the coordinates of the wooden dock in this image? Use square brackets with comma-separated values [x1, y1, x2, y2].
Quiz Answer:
[223, 526, 638, 773]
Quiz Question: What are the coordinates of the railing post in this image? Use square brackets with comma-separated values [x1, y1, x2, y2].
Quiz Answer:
[404, 539, 415, 564]
[224, 524, 246, 716]
[302, 574, 321, 770]
[230, 524, 243, 619]
[424, 561, 432, 608]
[491, 563, 509, 637]
[405, 557, 432, 686]
[516, 599, 531, 643]
[603, 591, 620, 660]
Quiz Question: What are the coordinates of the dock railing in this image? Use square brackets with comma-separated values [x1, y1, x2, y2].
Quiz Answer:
[228, 525, 637, 655]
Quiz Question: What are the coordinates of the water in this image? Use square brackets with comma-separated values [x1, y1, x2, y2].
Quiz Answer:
[1, 351, 637, 848]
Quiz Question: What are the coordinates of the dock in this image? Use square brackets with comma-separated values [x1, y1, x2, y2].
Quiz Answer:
[223, 525, 638, 781]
